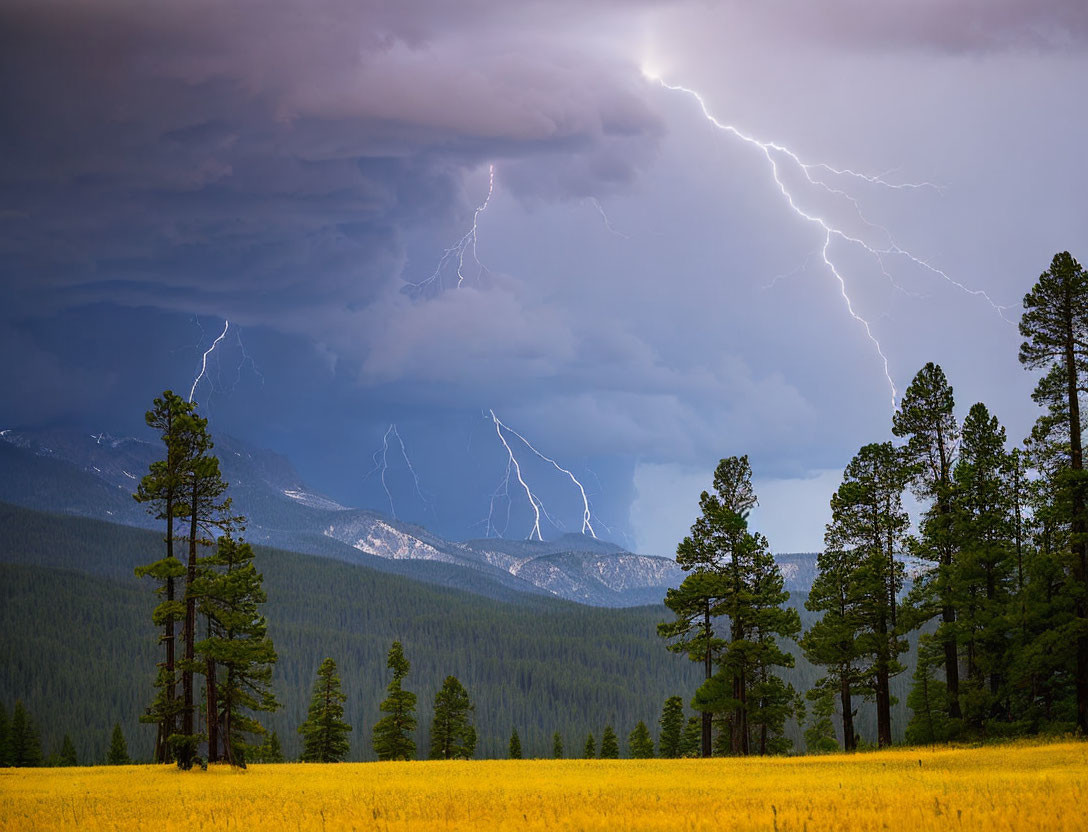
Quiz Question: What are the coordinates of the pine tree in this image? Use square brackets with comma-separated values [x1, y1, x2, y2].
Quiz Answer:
[372, 642, 416, 761]
[680, 457, 800, 756]
[678, 717, 701, 757]
[893, 362, 962, 721]
[59, 734, 78, 767]
[801, 542, 868, 751]
[951, 403, 1015, 729]
[134, 390, 195, 763]
[136, 393, 241, 769]
[429, 676, 476, 760]
[195, 535, 279, 766]
[660, 458, 759, 757]
[508, 728, 522, 759]
[299, 658, 352, 763]
[10, 702, 43, 767]
[260, 731, 285, 763]
[552, 731, 563, 759]
[0, 704, 11, 767]
[1019, 251, 1088, 734]
[628, 721, 654, 758]
[583, 733, 596, 758]
[107, 723, 130, 765]
[599, 725, 619, 758]
[176, 426, 241, 769]
[657, 696, 685, 758]
[817, 442, 909, 747]
[132, 389, 199, 761]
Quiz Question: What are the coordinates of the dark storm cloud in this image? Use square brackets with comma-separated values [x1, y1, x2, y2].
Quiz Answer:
[0, 0, 663, 325]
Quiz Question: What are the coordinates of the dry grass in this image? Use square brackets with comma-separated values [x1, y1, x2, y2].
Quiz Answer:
[1, 740, 1085, 831]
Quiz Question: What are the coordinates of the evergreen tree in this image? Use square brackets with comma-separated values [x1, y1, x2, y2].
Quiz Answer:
[59, 734, 78, 767]
[950, 403, 1015, 728]
[818, 442, 909, 747]
[583, 733, 596, 758]
[804, 687, 839, 753]
[373, 642, 417, 761]
[0, 704, 11, 767]
[508, 727, 522, 759]
[893, 362, 962, 721]
[905, 634, 951, 744]
[10, 702, 43, 767]
[299, 658, 351, 763]
[136, 393, 240, 769]
[628, 721, 654, 758]
[195, 535, 279, 766]
[552, 731, 563, 759]
[678, 717, 701, 757]
[261, 731, 285, 763]
[680, 457, 800, 756]
[657, 696, 685, 758]
[801, 541, 868, 751]
[107, 723, 130, 765]
[429, 676, 476, 760]
[134, 390, 195, 763]
[177, 426, 241, 769]
[599, 725, 619, 758]
[1019, 251, 1088, 734]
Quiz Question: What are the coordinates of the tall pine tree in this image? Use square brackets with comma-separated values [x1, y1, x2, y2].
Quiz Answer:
[298, 658, 351, 762]
[1019, 251, 1088, 734]
[894, 363, 962, 721]
[679, 457, 799, 755]
[818, 442, 909, 747]
[373, 642, 417, 761]
[134, 390, 194, 763]
[429, 676, 475, 760]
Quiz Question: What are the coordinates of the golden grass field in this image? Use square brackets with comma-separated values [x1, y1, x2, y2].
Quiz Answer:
[1, 740, 1085, 831]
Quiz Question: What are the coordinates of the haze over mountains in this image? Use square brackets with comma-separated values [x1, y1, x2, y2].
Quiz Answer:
[0, 426, 822, 606]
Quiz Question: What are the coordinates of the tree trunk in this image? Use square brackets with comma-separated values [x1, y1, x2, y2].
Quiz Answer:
[840, 671, 855, 752]
[702, 604, 712, 758]
[206, 654, 218, 763]
[163, 574, 176, 763]
[876, 611, 892, 747]
[875, 664, 891, 747]
[180, 485, 199, 768]
[936, 422, 962, 721]
[941, 559, 961, 720]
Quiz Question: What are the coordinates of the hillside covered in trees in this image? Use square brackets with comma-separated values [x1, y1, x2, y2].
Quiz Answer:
[0, 502, 914, 763]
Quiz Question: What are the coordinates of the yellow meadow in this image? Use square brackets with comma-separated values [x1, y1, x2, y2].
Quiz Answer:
[1, 740, 1085, 831]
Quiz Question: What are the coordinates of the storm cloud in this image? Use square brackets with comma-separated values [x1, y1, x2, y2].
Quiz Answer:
[2, 0, 1085, 550]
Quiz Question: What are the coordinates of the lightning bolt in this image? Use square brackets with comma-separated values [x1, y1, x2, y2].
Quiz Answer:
[233, 327, 264, 390]
[408, 164, 495, 292]
[364, 423, 430, 520]
[487, 410, 598, 541]
[585, 197, 630, 239]
[646, 71, 1014, 408]
[189, 319, 230, 403]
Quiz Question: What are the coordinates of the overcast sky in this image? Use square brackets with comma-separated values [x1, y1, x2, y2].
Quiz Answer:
[2, 0, 1085, 553]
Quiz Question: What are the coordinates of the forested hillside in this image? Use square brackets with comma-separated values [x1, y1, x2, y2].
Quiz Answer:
[0, 503, 910, 763]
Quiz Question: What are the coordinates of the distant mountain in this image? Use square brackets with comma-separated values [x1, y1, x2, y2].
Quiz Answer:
[0, 427, 687, 605]
[0, 426, 831, 604]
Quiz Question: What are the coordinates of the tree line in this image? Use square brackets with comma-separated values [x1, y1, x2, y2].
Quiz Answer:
[660, 251, 1088, 753]
[0, 701, 132, 767]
